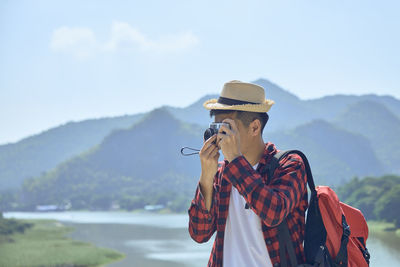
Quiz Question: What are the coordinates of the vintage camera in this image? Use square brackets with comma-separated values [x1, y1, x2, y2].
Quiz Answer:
[180, 122, 231, 156]
[203, 122, 231, 142]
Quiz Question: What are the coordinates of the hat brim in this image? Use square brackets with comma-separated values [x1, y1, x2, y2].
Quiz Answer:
[203, 99, 274, 113]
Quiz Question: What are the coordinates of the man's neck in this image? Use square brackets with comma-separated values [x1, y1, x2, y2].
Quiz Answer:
[243, 140, 265, 166]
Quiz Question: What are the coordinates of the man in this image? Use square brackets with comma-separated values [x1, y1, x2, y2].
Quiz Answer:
[188, 80, 308, 267]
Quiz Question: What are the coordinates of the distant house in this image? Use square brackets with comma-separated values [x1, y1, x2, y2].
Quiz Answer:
[35, 205, 59, 212]
[144, 204, 164, 211]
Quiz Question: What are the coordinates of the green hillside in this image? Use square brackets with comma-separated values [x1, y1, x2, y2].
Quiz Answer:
[338, 175, 400, 226]
[267, 119, 384, 185]
[20, 108, 202, 211]
[17, 114, 387, 212]
[334, 100, 400, 174]
[0, 114, 144, 189]
[305, 94, 400, 121]
[1, 77, 400, 212]
[2, 77, 400, 192]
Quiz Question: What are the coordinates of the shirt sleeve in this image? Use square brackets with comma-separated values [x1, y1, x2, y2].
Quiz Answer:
[222, 153, 307, 227]
[188, 180, 217, 243]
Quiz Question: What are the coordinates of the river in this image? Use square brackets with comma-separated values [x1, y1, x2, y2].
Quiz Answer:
[4, 211, 400, 267]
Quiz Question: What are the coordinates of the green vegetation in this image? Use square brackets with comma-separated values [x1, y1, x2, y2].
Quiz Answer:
[338, 175, 400, 228]
[269, 119, 384, 185]
[334, 100, 400, 174]
[0, 212, 33, 238]
[1, 94, 400, 213]
[368, 221, 399, 234]
[0, 114, 145, 190]
[8, 108, 202, 213]
[368, 221, 400, 251]
[0, 216, 124, 267]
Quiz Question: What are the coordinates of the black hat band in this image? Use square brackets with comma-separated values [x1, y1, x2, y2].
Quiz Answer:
[217, 96, 258, 106]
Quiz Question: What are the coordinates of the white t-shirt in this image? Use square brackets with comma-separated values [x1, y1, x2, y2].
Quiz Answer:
[223, 163, 272, 267]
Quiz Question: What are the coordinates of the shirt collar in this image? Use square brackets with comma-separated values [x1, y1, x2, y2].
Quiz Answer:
[222, 142, 278, 170]
[258, 142, 278, 168]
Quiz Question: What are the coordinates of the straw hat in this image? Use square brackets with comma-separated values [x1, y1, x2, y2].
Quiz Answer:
[203, 80, 275, 113]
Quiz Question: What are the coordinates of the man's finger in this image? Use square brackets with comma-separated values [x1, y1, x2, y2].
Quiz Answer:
[207, 143, 219, 154]
[222, 118, 239, 133]
[217, 135, 226, 149]
[202, 142, 218, 155]
[218, 124, 234, 136]
[209, 145, 219, 158]
[216, 133, 226, 146]
[212, 150, 220, 160]
[203, 134, 217, 148]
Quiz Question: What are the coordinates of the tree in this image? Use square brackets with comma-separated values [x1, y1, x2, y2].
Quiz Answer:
[374, 184, 400, 227]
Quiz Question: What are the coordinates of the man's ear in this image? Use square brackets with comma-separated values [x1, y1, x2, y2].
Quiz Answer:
[249, 119, 261, 136]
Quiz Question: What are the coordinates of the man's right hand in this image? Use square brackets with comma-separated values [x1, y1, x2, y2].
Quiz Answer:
[199, 134, 219, 182]
[199, 134, 219, 211]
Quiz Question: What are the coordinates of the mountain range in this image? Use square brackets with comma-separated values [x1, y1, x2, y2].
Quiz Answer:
[1, 78, 399, 211]
[20, 109, 202, 211]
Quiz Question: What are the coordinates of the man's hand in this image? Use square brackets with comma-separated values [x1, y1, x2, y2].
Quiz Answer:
[217, 118, 242, 163]
[199, 134, 219, 186]
[199, 134, 219, 211]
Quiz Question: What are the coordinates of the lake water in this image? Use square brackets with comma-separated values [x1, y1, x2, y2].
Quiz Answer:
[4, 211, 400, 267]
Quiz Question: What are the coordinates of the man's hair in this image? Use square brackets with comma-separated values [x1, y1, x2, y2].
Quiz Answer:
[209, 109, 269, 135]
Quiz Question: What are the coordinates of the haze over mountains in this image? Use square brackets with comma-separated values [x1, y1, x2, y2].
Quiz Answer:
[0, 113, 145, 189]
[1, 78, 399, 211]
[20, 109, 202, 211]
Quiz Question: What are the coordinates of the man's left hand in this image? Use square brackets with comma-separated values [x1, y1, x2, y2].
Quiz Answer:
[217, 118, 242, 162]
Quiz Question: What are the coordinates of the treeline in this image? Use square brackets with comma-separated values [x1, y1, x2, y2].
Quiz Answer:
[338, 174, 400, 227]
[0, 108, 202, 213]
[1, 190, 192, 213]
[0, 174, 194, 213]
[0, 212, 33, 241]
[3, 172, 399, 218]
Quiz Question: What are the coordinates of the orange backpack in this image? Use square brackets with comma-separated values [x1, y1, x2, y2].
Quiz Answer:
[270, 150, 370, 267]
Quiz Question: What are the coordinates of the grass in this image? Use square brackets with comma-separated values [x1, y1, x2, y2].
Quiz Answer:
[367, 221, 400, 249]
[367, 221, 400, 235]
[0, 219, 124, 267]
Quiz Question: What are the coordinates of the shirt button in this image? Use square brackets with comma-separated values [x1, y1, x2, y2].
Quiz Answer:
[207, 217, 212, 222]
[266, 239, 272, 245]
[273, 263, 279, 267]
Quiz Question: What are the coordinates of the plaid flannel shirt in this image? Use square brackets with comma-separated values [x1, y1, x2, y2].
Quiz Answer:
[188, 142, 308, 267]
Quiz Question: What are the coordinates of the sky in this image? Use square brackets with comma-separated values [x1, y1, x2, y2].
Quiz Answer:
[0, 0, 399, 145]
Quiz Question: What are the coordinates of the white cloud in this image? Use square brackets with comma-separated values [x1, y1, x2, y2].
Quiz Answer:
[50, 27, 98, 59]
[50, 22, 199, 59]
[103, 21, 199, 53]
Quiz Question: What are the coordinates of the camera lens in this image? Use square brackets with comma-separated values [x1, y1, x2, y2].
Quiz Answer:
[204, 128, 215, 141]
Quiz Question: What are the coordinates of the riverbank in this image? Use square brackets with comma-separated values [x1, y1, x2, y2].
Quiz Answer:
[368, 221, 400, 237]
[0, 219, 124, 267]
[3, 212, 400, 267]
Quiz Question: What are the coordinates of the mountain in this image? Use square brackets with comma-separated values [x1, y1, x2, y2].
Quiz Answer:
[305, 94, 400, 121]
[166, 78, 318, 132]
[165, 94, 218, 127]
[20, 114, 386, 211]
[267, 119, 384, 185]
[252, 79, 318, 132]
[0, 113, 144, 189]
[2, 77, 400, 193]
[333, 100, 400, 174]
[20, 108, 203, 211]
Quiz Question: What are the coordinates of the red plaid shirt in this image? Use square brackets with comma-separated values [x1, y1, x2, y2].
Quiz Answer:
[188, 142, 308, 267]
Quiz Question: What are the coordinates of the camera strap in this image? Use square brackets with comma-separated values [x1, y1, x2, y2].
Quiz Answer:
[180, 146, 200, 156]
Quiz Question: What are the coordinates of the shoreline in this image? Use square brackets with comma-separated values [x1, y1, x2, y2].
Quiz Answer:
[0, 219, 125, 267]
[3, 213, 400, 267]
[368, 221, 400, 238]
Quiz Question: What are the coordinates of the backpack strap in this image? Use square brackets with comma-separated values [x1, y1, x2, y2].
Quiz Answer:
[334, 215, 350, 267]
[268, 150, 316, 194]
[268, 150, 315, 267]
[277, 220, 299, 267]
